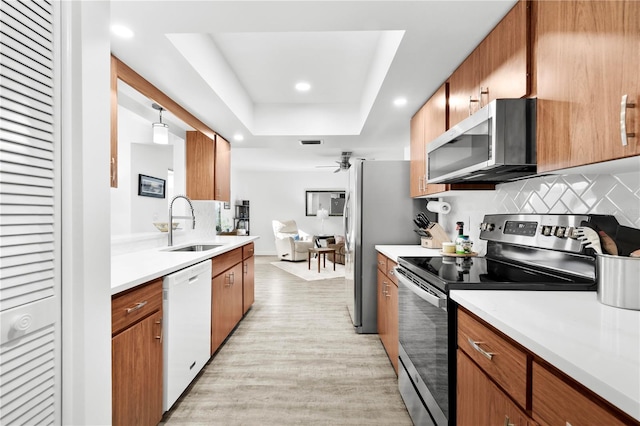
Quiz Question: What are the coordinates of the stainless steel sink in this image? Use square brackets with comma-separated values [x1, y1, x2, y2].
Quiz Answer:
[167, 244, 223, 252]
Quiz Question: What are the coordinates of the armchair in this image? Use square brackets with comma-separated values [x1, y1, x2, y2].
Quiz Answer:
[326, 236, 346, 265]
[272, 219, 314, 262]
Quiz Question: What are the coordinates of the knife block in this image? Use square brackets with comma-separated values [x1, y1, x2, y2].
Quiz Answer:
[420, 223, 450, 249]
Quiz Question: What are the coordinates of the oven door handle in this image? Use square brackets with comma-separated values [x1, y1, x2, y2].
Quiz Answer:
[396, 268, 447, 310]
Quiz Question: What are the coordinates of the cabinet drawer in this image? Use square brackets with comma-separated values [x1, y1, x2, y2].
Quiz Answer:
[377, 253, 387, 273]
[242, 242, 254, 259]
[112, 278, 162, 335]
[532, 361, 628, 426]
[386, 259, 398, 286]
[212, 248, 243, 277]
[458, 308, 528, 408]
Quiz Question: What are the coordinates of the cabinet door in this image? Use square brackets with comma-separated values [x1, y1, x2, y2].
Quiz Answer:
[186, 131, 215, 200]
[449, 0, 529, 128]
[423, 84, 452, 196]
[211, 262, 244, 354]
[457, 350, 532, 426]
[410, 105, 426, 197]
[242, 256, 254, 315]
[535, 0, 640, 172]
[377, 269, 387, 348]
[112, 311, 163, 426]
[387, 282, 398, 375]
[215, 135, 231, 201]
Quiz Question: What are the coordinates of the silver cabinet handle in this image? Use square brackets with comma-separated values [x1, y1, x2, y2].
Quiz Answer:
[467, 337, 494, 360]
[504, 416, 515, 426]
[110, 157, 116, 186]
[621, 94, 636, 146]
[155, 318, 163, 343]
[126, 301, 148, 314]
[469, 96, 480, 116]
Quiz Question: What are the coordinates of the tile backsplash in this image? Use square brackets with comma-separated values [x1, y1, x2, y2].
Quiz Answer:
[440, 171, 640, 254]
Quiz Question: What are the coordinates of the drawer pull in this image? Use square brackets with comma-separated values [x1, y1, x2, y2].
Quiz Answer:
[467, 337, 494, 360]
[125, 301, 148, 314]
[620, 94, 636, 146]
[504, 416, 515, 426]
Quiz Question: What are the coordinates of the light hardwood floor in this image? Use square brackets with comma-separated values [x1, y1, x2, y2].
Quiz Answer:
[161, 255, 412, 425]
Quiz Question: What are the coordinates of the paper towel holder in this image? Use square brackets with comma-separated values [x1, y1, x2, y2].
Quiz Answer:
[426, 201, 451, 215]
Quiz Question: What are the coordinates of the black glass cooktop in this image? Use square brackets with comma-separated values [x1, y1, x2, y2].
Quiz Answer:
[397, 256, 596, 294]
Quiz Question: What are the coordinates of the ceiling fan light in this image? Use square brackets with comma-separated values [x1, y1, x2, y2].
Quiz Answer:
[152, 122, 169, 144]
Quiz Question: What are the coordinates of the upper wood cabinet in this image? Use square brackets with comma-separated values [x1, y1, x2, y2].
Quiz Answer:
[449, 0, 530, 127]
[534, 0, 640, 172]
[215, 135, 231, 202]
[409, 104, 426, 197]
[186, 131, 231, 202]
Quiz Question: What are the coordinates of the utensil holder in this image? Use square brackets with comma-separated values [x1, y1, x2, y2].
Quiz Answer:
[420, 223, 450, 249]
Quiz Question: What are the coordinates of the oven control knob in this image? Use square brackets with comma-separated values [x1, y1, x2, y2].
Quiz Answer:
[542, 226, 552, 236]
[555, 226, 566, 237]
[486, 223, 495, 231]
[567, 227, 578, 239]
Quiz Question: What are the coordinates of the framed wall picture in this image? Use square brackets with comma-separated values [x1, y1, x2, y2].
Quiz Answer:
[138, 174, 165, 198]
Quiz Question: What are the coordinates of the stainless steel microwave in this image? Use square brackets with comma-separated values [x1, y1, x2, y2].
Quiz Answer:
[426, 98, 537, 184]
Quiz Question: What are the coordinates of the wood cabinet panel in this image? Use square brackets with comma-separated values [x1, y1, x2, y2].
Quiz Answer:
[211, 262, 244, 354]
[111, 279, 162, 335]
[212, 248, 243, 277]
[376, 252, 388, 273]
[243, 254, 254, 315]
[457, 350, 533, 426]
[386, 258, 398, 286]
[458, 308, 528, 408]
[186, 131, 215, 200]
[410, 105, 426, 197]
[112, 309, 163, 426]
[242, 242, 255, 259]
[449, 1, 529, 128]
[535, 0, 640, 172]
[532, 361, 629, 426]
[377, 255, 398, 375]
[214, 135, 231, 202]
[386, 281, 398, 374]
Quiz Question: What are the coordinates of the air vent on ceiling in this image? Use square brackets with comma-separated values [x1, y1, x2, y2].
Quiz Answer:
[299, 140, 323, 146]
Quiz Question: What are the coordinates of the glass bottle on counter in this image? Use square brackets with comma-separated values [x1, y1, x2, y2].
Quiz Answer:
[455, 222, 467, 254]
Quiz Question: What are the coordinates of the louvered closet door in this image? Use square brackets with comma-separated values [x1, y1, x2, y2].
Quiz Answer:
[0, 1, 61, 424]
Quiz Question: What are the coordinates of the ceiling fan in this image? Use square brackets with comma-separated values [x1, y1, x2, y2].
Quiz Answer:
[316, 151, 352, 173]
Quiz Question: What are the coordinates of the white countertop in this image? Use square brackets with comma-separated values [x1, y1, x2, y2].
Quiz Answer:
[451, 290, 640, 421]
[375, 245, 443, 262]
[111, 235, 259, 295]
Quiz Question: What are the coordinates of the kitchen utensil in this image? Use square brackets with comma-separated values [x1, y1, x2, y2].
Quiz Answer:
[598, 230, 619, 255]
[596, 253, 640, 310]
[575, 227, 602, 254]
[418, 212, 432, 228]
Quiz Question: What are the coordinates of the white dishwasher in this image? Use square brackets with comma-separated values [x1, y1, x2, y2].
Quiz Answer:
[162, 259, 212, 411]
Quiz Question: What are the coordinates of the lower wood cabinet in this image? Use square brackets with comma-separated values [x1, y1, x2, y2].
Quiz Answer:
[112, 279, 163, 426]
[242, 243, 255, 315]
[211, 249, 244, 354]
[377, 253, 398, 374]
[457, 307, 636, 425]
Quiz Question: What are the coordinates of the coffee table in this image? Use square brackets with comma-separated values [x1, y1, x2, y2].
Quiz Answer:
[308, 247, 336, 273]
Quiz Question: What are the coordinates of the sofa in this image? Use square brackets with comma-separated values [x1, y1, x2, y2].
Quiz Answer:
[272, 219, 314, 262]
[326, 236, 346, 265]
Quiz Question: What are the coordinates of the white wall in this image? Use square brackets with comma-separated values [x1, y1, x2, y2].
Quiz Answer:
[61, 1, 111, 423]
[232, 167, 348, 255]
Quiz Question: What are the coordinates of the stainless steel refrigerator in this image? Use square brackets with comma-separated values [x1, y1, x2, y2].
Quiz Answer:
[344, 160, 426, 334]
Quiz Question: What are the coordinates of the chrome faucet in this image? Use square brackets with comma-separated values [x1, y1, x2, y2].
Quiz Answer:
[168, 195, 196, 246]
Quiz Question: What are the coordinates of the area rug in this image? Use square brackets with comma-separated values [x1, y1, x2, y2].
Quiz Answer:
[270, 259, 345, 281]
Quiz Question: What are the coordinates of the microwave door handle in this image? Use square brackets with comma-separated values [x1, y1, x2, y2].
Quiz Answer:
[396, 268, 447, 310]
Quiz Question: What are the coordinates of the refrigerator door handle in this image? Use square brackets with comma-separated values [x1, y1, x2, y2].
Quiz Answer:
[343, 191, 351, 251]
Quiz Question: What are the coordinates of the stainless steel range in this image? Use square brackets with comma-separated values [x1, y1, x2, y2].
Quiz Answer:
[395, 213, 637, 426]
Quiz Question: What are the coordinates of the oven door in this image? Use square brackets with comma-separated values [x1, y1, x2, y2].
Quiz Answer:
[396, 267, 449, 425]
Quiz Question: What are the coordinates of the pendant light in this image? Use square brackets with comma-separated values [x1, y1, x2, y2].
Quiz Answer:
[152, 103, 169, 144]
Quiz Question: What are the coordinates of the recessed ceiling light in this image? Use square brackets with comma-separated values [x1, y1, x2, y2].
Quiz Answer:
[295, 82, 311, 92]
[111, 24, 134, 39]
[393, 97, 407, 107]
[233, 134, 244, 141]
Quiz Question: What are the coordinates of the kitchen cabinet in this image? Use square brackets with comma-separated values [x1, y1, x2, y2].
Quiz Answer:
[534, 0, 640, 172]
[449, 0, 530, 127]
[242, 242, 255, 315]
[211, 247, 244, 354]
[112, 279, 163, 426]
[457, 307, 636, 425]
[215, 135, 231, 202]
[186, 131, 215, 201]
[376, 253, 398, 374]
[409, 103, 426, 197]
[457, 350, 533, 426]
